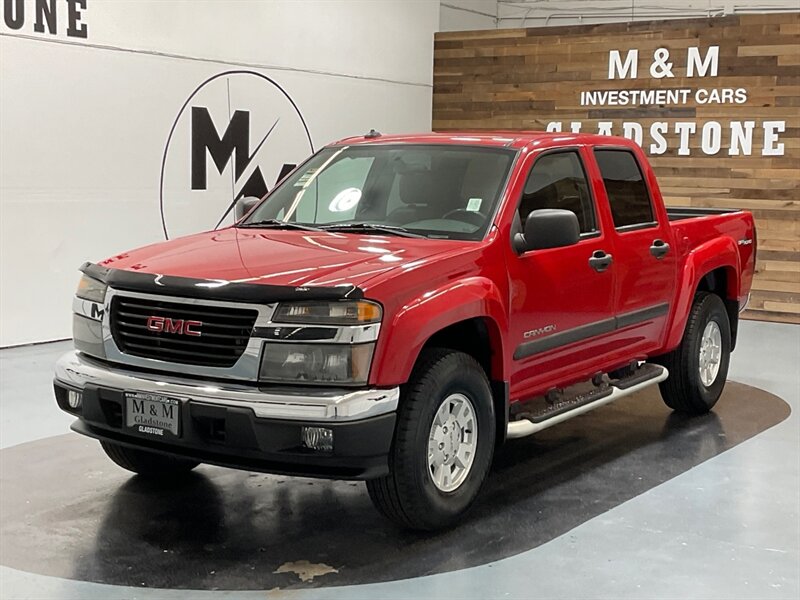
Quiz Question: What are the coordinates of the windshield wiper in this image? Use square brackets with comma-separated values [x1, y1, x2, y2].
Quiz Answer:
[237, 219, 324, 232]
[319, 222, 426, 238]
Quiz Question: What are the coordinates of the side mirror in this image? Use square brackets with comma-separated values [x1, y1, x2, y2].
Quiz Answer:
[513, 209, 580, 253]
[234, 196, 260, 220]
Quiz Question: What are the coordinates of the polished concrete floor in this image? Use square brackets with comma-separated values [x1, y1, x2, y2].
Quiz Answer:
[1, 320, 798, 599]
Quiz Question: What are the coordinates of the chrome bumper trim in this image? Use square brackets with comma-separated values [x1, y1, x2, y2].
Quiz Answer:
[55, 351, 399, 422]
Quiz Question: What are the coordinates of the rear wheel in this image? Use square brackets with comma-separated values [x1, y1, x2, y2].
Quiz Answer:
[656, 292, 731, 415]
[100, 441, 199, 477]
[367, 349, 496, 531]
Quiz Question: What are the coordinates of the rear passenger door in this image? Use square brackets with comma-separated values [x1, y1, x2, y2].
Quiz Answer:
[592, 148, 677, 353]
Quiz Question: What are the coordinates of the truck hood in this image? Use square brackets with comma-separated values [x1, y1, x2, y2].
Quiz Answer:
[99, 227, 464, 290]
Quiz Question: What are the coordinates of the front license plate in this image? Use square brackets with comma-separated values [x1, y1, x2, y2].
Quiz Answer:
[125, 392, 181, 438]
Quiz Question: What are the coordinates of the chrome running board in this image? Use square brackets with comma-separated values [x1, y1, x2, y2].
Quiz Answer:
[506, 364, 669, 439]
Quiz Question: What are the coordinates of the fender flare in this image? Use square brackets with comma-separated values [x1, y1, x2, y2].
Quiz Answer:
[370, 276, 509, 386]
[665, 236, 741, 350]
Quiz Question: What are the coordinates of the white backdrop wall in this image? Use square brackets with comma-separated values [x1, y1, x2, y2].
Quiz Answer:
[0, 0, 439, 346]
[439, 0, 800, 30]
[440, 1, 497, 31]
[496, 1, 800, 28]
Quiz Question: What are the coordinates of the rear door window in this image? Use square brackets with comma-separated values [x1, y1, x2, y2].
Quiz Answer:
[594, 149, 655, 229]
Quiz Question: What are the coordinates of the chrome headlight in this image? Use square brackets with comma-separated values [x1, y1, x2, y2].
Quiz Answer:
[76, 274, 107, 303]
[263, 300, 381, 384]
[273, 300, 382, 325]
[259, 342, 374, 385]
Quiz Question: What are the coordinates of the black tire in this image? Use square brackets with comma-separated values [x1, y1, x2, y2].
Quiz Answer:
[656, 292, 731, 415]
[100, 441, 199, 478]
[366, 349, 496, 531]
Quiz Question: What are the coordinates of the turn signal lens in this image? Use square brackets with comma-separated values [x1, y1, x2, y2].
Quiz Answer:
[273, 300, 382, 325]
[357, 301, 382, 323]
[76, 274, 107, 303]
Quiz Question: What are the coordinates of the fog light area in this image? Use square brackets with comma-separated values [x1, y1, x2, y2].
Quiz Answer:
[302, 426, 334, 452]
[67, 390, 83, 409]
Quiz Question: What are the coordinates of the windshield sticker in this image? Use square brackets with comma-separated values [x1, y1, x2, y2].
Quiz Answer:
[329, 188, 362, 213]
[295, 168, 318, 186]
[466, 197, 483, 212]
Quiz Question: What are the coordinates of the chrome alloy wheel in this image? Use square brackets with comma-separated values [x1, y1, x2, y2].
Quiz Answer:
[427, 393, 477, 493]
[699, 320, 723, 387]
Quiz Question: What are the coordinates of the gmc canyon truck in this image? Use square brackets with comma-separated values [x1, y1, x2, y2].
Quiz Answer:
[55, 132, 756, 530]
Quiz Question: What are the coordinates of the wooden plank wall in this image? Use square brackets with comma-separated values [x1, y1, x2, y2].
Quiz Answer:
[433, 13, 800, 324]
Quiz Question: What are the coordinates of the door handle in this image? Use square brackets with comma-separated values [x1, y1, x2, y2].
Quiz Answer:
[589, 250, 613, 272]
[650, 239, 670, 259]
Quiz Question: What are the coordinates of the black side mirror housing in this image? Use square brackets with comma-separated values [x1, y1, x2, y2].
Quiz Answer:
[513, 208, 580, 253]
[234, 196, 261, 220]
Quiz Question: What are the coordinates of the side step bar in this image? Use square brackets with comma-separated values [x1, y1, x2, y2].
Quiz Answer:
[506, 364, 669, 439]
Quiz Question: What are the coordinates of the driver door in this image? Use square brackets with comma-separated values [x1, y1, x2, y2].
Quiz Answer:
[505, 148, 617, 400]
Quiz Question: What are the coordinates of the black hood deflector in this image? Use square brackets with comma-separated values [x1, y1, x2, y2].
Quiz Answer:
[80, 263, 364, 303]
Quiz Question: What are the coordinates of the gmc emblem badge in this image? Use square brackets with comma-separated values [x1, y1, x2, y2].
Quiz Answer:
[146, 316, 202, 337]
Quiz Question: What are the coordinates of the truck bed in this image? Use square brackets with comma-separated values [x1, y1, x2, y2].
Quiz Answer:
[666, 206, 744, 222]
[666, 206, 756, 308]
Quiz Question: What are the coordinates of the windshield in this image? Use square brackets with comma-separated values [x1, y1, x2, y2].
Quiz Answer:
[240, 144, 517, 240]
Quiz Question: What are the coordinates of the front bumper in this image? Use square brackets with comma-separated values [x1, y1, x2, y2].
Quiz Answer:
[54, 351, 399, 479]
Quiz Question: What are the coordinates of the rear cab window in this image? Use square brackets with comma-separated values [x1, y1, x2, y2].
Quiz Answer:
[593, 149, 656, 230]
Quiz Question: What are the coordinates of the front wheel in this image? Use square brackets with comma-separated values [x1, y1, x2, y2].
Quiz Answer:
[366, 349, 496, 531]
[656, 292, 731, 415]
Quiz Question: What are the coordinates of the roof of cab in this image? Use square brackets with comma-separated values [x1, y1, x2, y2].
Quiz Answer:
[333, 131, 637, 151]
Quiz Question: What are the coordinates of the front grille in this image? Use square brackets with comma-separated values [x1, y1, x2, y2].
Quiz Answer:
[110, 296, 258, 367]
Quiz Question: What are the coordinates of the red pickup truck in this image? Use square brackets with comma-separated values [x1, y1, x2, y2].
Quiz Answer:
[55, 132, 756, 530]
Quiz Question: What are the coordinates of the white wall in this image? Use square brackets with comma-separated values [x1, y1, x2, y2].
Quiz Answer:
[440, 0, 497, 31]
[439, 0, 800, 30]
[0, 0, 439, 346]
[497, 0, 800, 28]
